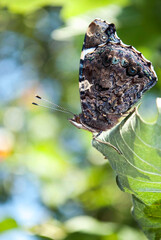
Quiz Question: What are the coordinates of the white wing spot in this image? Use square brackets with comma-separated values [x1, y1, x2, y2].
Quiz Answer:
[79, 80, 93, 91]
[81, 47, 96, 60]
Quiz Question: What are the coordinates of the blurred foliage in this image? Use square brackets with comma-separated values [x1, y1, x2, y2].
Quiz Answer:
[0, 0, 160, 239]
[0, 0, 128, 18]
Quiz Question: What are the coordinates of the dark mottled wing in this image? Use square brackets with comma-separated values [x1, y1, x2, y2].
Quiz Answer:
[78, 19, 157, 132]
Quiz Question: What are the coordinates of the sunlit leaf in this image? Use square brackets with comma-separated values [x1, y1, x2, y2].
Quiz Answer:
[31, 219, 66, 240]
[0, 218, 18, 233]
[64, 216, 146, 239]
[93, 98, 161, 240]
[0, 0, 64, 14]
[65, 215, 117, 236]
[30, 216, 146, 240]
[0, 0, 129, 19]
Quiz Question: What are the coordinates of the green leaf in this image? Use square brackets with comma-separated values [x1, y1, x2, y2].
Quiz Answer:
[64, 216, 146, 239]
[65, 216, 117, 236]
[92, 98, 161, 240]
[31, 216, 146, 240]
[0, 218, 18, 233]
[0, 0, 129, 18]
[0, 0, 64, 14]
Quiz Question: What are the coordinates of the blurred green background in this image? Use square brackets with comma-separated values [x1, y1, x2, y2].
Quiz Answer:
[0, 0, 160, 239]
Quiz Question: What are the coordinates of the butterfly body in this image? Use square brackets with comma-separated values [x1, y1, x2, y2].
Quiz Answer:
[69, 19, 157, 133]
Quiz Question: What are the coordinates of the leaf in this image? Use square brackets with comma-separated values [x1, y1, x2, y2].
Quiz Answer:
[64, 216, 146, 239]
[31, 216, 146, 240]
[0, 0, 65, 14]
[92, 98, 161, 240]
[65, 215, 117, 236]
[0, 218, 18, 233]
[0, 0, 129, 18]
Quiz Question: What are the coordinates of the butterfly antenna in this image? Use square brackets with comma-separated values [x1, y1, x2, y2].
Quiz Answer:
[32, 102, 74, 115]
[33, 95, 75, 116]
[35, 95, 74, 115]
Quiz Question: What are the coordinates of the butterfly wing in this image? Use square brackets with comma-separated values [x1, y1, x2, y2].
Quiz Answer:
[78, 19, 157, 132]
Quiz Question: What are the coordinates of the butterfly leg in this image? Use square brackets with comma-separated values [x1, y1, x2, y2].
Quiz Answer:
[92, 131, 122, 155]
[121, 106, 137, 117]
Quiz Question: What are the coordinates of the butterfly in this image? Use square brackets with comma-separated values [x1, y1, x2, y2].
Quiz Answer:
[33, 19, 157, 153]
[69, 18, 157, 133]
